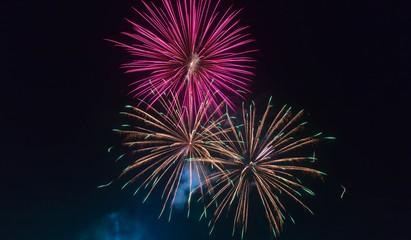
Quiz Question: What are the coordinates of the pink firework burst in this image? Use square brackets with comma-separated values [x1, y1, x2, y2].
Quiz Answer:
[110, 0, 255, 114]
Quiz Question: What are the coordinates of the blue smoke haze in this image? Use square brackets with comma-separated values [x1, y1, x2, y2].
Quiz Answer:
[173, 164, 202, 210]
[77, 210, 151, 240]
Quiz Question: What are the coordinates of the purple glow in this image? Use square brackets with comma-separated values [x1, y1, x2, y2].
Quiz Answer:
[110, 0, 255, 114]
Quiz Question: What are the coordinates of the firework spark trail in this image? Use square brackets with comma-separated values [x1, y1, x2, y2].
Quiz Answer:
[198, 97, 328, 238]
[109, 0, 255, 116]
[340, 185, 346, 199]
[115, 93, 230, 219]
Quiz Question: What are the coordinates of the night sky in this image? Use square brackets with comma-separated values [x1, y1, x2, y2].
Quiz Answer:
[1, 0, 410, 239]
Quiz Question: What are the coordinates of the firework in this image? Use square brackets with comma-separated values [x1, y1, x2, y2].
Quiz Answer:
[201, 97, 329, 238]
[114, 94, 228, 219]
[110, 0, 255, 115]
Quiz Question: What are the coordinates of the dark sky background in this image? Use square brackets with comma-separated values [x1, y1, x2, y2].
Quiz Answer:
[1, 0, 410, 239]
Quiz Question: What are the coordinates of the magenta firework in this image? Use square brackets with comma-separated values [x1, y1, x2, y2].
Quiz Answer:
[111, 0, 255, 114]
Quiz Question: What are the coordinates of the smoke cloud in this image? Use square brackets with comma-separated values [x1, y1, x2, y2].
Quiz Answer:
[77, 209, 152, 240]
[173, 164, 202, 210]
